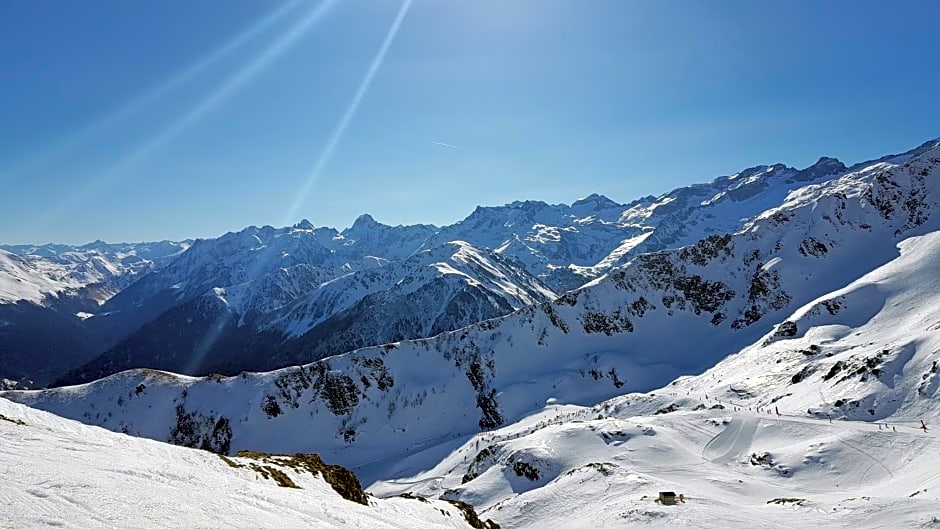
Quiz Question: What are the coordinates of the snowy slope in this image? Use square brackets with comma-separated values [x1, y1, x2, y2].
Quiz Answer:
[0, 396, 497, 529]
[0, 240, 190, 306]
[365, 390, 940, 528]
[670, 229, 940, 424]
[0, 250, 68, 304]
[7, 144, 939, 484]
[366, 223, 940, 529]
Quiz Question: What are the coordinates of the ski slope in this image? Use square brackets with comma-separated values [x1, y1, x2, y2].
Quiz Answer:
[703, 414, 760, 463]
[0, 397, 495, 529]
[364, 227, 940, 528]
[363, 394, 940, 528]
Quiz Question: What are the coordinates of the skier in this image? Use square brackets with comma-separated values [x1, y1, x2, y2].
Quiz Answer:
[775, 406, 780, 416]
[921, 420, 929, 433]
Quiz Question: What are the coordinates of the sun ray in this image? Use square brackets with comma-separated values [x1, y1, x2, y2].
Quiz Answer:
[186, 0, 414, 374]
[0, 0, 304, 182]
[22, 0, 339, 239]
[280, 0, 415, 227]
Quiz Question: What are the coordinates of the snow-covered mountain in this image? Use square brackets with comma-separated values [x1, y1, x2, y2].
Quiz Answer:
[8, 142, 938, 476]
[59, 240, 557, 385]
[417, 140, 938, 291]
[406, 225, 940, 528]
[77, 219, 443, 348]
[266, 241, 556, 362]
[0, 249, 69, 305]
[8, 139, 939, 390]
[274, 240, 554, 337]
[0, 239, 191, 306]
[0, 241, 190, 387]
[420, 195, 641, 292]
[591, 142, 936, 273]
[5, 139, 940, 527]
[57, 204, 635, 385]
[0, 396, 498, 529]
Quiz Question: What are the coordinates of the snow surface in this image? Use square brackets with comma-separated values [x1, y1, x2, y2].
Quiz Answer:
[0, 240, 190, 306]
[0, 397, 489, 529]
[364, 395, 940, 528]
[0, 250, 67, 304]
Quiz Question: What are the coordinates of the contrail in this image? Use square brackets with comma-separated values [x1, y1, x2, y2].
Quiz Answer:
[24, 0, 338, 240]
[281, 0, 414, 226]
[0, 0, 304, 181]
[432, 141, 462, 149]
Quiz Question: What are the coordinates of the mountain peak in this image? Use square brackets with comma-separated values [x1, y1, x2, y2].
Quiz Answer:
[79, 239, 110, 249]
[792, 156, 847, 182]
[506, 199, 550, 210]
[350, 213, 381, 230]
[905, 137, 940, 159]
[571, 193, 621, 210]
[809, 156, 845, 170]
[292, 219, 315, 231]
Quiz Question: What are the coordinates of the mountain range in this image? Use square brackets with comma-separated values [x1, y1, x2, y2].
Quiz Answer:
[7, 140, 936, 389]
[3, 138, 940, 527]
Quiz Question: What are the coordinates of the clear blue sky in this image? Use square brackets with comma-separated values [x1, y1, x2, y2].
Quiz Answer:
[1, 0, 938, 245]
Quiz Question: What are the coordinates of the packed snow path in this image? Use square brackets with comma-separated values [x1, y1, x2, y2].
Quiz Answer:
[703, 415, 760, 463]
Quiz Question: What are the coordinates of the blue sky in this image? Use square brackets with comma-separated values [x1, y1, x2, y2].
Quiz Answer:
[1, 0, 939, 244]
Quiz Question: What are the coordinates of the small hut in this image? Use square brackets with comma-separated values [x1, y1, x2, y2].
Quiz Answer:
[658, 491, 678, 505]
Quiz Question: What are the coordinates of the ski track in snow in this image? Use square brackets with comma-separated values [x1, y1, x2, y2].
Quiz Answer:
[703, 414, 760, 463]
